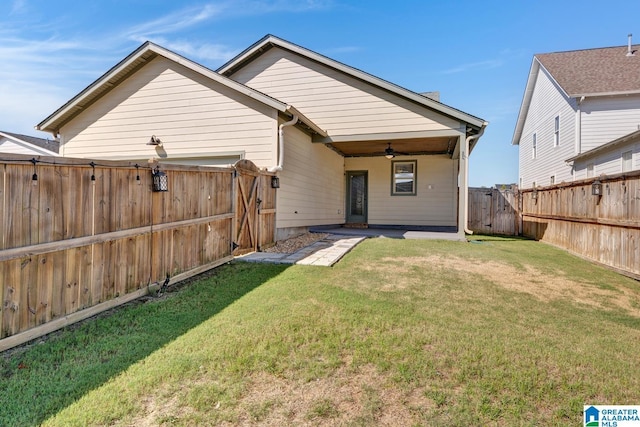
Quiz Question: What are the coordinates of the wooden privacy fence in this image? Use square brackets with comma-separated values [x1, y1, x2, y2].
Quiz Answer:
[0, 154, 276, 351]
[468, 186, 519, 236]
[520, 171, 640, 280]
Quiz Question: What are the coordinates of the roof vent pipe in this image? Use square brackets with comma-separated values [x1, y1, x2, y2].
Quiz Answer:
[627, 33, 635, 57]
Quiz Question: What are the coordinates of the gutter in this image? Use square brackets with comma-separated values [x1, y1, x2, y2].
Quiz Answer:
[463, 122, 488, 235]
[268, 114, 298, 173]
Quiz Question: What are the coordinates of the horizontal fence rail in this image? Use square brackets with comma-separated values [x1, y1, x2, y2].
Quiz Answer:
[0, 153, 276, 351]
[470, 172, 640, 280]
[520, 171, 640, 280]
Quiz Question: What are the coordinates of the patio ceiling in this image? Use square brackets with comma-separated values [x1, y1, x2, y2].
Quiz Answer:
[327, 136, 457, 157]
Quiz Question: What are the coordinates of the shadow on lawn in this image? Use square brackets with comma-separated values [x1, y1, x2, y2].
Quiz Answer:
[0, 262, 287, 426]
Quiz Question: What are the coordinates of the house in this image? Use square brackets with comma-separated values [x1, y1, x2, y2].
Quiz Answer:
[0, 130, 59, 156]
[36, 35, 487, 240]
[512, 38, 640, 188]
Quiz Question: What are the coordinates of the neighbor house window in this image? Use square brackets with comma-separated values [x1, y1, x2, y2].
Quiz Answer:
[554, 115, 560, 147]
[532, 133, 537, 159]
[391, 160, 417, 195]
[587, 163, 594, 178]
[622, 150, 632, 172]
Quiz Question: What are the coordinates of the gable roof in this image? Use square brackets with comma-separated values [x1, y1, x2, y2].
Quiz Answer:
[36, 41, 326, 137]
[537, 45, 640, 97]
[218, 34, 486, 133]
[0, 130, 60, 154]
[565, 128, 640, 163]
[512, 43, 640, 145]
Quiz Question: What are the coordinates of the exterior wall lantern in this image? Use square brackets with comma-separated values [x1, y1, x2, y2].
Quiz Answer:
[152, 166, 168, 192]
[271, 175, 280, 188]
[532, 188, 538, 200]
[591, 179, 603, 196]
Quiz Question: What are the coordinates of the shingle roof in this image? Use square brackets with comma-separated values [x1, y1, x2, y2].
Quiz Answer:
[536, 44, 640, 96]
[0, 131, 60, 153]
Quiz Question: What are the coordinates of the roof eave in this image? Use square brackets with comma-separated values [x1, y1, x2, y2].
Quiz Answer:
[565, 128, 640, 162]
[511, 58, 573, 145]
[570, 89, 640, 98]
[285, 106, 327, 137]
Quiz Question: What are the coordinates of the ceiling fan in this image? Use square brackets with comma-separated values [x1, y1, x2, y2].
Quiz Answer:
[384, 142, 409, 159]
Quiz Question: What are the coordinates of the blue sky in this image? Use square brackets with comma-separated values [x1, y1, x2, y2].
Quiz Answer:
[2, 0, 640, 186]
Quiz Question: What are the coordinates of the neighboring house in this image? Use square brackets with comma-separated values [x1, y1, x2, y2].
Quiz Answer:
[37, 35, 487, 240]
[512, 40, 640, 188]
[0, 131, 59, 156]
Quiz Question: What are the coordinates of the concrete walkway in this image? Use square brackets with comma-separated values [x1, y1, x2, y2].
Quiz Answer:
[238, 234, 365, 267]
[238, 227, 464, 267]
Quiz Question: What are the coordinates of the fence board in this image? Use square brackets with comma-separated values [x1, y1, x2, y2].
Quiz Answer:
[0, 155, 274, 350]
[521, 171, 640, 279]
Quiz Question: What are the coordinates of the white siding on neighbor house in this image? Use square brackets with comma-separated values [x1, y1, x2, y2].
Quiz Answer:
[0, 136, 58, 156]
[276, 125, 345, 230]
[60, 56, 278, 168]
[519, 68, 576, 188]
[344, 155, 457, 226]
[580, 95, 640, 151]
[228, 47, 461, 136]
[573, 141, 640, 180]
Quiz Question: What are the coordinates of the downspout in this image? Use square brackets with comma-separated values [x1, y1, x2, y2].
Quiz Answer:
[463, 122, 488, 235]
[576, 96, 584, 155]
[268, 114, 298, 173]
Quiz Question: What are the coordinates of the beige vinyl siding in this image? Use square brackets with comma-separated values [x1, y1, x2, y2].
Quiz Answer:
[580, 95, 640, 151]
[519, 68, 576, 188]
[276, 125, 344, 229]
[228, 48, 460, 136]
[345, 155, 457, 226]
[60, 56, 277, 168]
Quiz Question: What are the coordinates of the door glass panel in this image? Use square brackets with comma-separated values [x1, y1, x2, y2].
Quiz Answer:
[350, 174, 365, 216]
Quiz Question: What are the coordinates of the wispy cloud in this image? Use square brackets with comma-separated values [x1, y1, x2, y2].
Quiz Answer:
[0, 0, 336, 135]
[143, 37, 240, 62]
[125, 4, 226, 41]
[10, 0, 28, 15]
[441, 59, 504, 75]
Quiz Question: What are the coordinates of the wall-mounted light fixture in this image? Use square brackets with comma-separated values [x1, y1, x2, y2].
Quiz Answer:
[152, 166, 168, 192]
[532, 188, 538, 200]
[592, 179, 603, 196]
[147, 135, 163, 147]
[271, 175, 280, 188]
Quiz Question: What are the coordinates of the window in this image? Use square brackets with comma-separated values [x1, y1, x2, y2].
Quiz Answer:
[622, 151, 632, 172]
[532, 133, 537, 159]
[391, 160, 417, 195]
[587, 163, 594, 178]
[550, 175, 555, 185]
[554, 115, 560, 147]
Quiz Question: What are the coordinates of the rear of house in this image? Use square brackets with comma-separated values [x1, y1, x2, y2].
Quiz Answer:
[38, 35, 487, 241]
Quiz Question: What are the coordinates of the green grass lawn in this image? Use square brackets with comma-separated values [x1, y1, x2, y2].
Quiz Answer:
[2, 236, 639, 426]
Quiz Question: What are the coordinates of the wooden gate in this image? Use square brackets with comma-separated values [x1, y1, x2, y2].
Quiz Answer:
[468, 186, 519, 236]
[233, 160, 277, 255]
